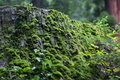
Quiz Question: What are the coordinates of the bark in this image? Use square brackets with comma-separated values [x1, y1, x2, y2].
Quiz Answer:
[105, 0, 120, 23]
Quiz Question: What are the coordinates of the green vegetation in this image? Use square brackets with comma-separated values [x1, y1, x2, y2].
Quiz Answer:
[0, 0, 30, 5]
[0, 0, 117, 26]
[80, 0, 116, 26]
[0, 5, 120, 80]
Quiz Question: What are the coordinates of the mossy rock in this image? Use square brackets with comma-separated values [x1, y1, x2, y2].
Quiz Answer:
[0, 5, 110, 80]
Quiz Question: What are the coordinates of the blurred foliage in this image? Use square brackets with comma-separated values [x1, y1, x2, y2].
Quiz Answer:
[80, 0, 105, 22]
[98, 11, 116, 26]
[49, 0, 79, 17]
[80, 0, 116, 26]
[0, 0, 31, 5]
[31, 0, 49, 9]
[0, 0, 80, 19]
[0, 0, 117, 26]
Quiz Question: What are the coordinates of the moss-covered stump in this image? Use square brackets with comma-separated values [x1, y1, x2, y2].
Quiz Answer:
[0, 5, 112, 80]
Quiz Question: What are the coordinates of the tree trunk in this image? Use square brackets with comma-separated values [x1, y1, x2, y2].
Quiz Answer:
[105, 0, 120, 23]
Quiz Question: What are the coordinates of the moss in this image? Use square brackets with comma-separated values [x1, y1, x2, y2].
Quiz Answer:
[0, 5, 112, 80]
[47, 48, 58, 54]
[9, 59, 31, 67]
[44, 43, 51, 47]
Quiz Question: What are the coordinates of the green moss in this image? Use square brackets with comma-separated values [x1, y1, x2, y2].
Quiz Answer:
[44, 43, 51, 47]
[0, 5, 113, 80]
[9, 59, 31, 67]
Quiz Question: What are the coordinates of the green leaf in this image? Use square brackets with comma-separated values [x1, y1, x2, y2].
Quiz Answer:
[19, 74, 25, 78]
[44, 59, 53, 68]
[53, 71, 63, 77]
[113, 68, 120, 73]
[23, 67, 31, 72]
[53, 64, 70, 73]
[34, 75, 40, 80]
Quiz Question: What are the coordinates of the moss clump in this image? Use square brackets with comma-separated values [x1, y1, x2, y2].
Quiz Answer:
[0, 5, 116, 80]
